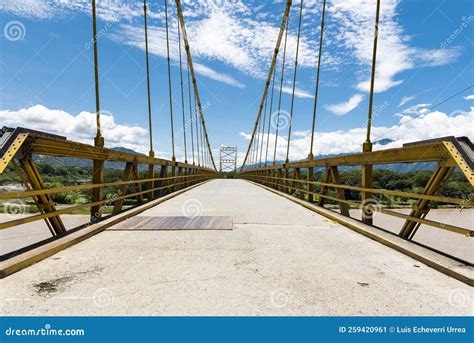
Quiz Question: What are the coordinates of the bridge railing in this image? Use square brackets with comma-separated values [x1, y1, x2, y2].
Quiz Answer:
[0, 126, 218, 240]
[237, 137, 474, 241]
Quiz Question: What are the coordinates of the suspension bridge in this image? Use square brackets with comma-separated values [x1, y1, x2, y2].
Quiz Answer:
[0, 0, 473, 316]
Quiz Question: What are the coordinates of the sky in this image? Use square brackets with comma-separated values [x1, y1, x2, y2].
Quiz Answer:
[0, 0, 473, 167]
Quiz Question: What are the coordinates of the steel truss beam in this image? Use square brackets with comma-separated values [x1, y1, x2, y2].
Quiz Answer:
[237, 137, 474, 241]
[0, 127, 218, 237]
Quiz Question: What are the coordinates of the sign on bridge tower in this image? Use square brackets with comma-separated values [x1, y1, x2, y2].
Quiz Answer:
[219, 146, 238, 173]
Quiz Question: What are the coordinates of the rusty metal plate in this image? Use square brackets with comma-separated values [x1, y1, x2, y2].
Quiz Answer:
[108, 216, 233, 231]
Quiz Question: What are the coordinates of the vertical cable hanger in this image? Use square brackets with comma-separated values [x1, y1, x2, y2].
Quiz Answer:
[187, 64, 195, 165]
[249, 135, 254, 169]
[364, 0, 381, 152]
[254, 107, 266, 166]
[143, 0, 154, 157]
[253, 98, 264, 167]
[92, 0, 103, 147]
[177, 18, 188, 163]
[252, 120, 258, 167]
[308, 0, 326, 160]
[199, 105, 205, 167]
[273, 20, 289, 165]
[252, 112, 260, 167]
[259, 91, 269, 165]
[264, 66, 277, 166]
[285, 0, 304, 164]
[164, 0, 176, 161]
[194, 95, 201, 166]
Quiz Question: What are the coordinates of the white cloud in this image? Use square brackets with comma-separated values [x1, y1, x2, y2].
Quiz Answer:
[0, 0, 53, 19]
[0, 0, 338, 82]
[191, 63, 245, 89]
[325, 94, 364, 116]
[464, 95, 474, 100]
[0, 105, 150, 154]
[328, 0, 460, 93]
[111, 24, 245, 89]
[397, 96, 415, 107]
[280, 85, 313, 99]
[400, 103, 431, 116]
[241, 107, 474, 163]
[0, 0, 464, 93]
[0, 0, 149, 22]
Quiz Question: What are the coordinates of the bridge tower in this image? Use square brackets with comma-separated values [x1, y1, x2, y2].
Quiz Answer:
[219, 146, 238, 173]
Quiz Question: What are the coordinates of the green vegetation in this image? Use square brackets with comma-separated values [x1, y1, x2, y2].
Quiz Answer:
[0, 163, 146, 213]
[309, 169, 472, 208]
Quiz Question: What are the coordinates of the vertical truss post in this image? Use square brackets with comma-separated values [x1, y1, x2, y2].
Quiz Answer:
[157, 165, 168, 197]
[183, 167, 188, 188]
[361, 146, 373, 225]
[177, 166, 184, 190]
[318, 167, 331, 207]
[307, 167, 314, 203]
[191, 168, 196, 186]
[330, 166, 349, 216]
[90, 155, 104, 222]
[295, 168, 304, 200]
[132, 164, 143, 203]
[277, 168, 283, 192]
[170, 163, 176, 193]
[147, 163, 155, 200]
[112, 162, 134, 215]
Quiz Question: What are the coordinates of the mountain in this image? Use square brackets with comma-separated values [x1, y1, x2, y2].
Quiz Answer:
[111, 147, 145, 155]
[244, 152, 436, 172]
[33, 147, 143, 170]
[373, 138, 395, 145]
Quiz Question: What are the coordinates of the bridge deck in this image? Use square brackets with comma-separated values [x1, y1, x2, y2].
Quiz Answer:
[1, 180, 472, 315]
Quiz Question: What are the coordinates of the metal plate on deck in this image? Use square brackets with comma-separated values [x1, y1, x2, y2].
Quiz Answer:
[108, 216, 233, 231]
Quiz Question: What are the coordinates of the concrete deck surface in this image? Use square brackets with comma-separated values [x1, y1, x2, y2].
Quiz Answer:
[1, 179, 472, 316]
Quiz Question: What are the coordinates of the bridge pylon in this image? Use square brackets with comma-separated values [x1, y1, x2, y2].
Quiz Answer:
[219, 146, 238, 174]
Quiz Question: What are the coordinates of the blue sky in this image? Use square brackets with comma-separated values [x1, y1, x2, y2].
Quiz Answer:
[1, 0, 473, 165]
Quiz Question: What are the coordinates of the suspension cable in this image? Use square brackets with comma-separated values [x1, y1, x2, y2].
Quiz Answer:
[273, 21, 289, 165]
[264, 66, 277, 166]
[164, 0, 176, 161]
[239, 0, 293, 171]
[177, 19, 188, 163]
[309, 0, 326, 160]
[364, 0, 381, 151]
[187, 64, 195, 164]
[175, 0, 217, 170]
[285, 0, 304, 164]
